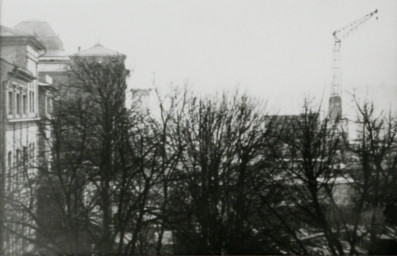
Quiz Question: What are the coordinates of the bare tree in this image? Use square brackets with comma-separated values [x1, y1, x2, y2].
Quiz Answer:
[164, 91, 277, 254]
[343, 98, 397, 254]
[256, 100, 348, 255]
[8, 72, 397, 256]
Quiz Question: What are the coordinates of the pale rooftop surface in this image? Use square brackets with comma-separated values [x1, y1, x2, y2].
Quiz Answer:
[13, 20, 66, 56]
[74, 43, 124, 57]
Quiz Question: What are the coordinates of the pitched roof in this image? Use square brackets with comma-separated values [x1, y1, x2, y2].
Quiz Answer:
[74, 43, 124, 57]
[0, 25, 28, 36]
[13, 20, 65, 56]
[0, 25, 45, 51]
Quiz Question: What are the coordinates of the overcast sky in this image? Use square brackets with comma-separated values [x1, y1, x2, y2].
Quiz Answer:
[1, 0, 396, 115]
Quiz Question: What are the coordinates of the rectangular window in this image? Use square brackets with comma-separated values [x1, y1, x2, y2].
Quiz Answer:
[45, 96, 48, 114]
[49, 98, 53, 114]
[16, 93, 21, 115]
[23, 95, 27, 114]
[29, 91, 35, 113]
[29, 92, 32, 112]
[16, 149, 20, 166]
[32, 91, 35, 113]
[8, 91, 13, 115]
[46, 96, 52, 114]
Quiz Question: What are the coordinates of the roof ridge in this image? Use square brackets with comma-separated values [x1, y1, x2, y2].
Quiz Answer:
[13, 20, 58, 37]
[74, 43, 124, 57]
[0, 25, 30, 36]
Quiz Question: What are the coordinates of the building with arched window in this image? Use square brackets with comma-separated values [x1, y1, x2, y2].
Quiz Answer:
[0, 24, 45, 256]
[1, 20, 130, 255]
[0, 20, 71, 255]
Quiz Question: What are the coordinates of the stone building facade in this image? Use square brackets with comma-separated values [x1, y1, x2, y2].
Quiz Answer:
[1, 19, 130, 254]
[0, 20, 70, 255]
[13, 21, 70, 187]
[0, 24, 46, 256]
[1, 21, 71, 255]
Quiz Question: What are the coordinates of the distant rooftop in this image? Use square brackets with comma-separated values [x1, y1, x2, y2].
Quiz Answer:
[0, 25, 28, 37]
[0, 25, 45, 51]
[13, 20, 66, 56]
[74, 43, 124, 57]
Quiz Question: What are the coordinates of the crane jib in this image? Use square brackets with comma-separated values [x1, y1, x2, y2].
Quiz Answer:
[328, 9, 378, 122]
[333, 9, 378, 41]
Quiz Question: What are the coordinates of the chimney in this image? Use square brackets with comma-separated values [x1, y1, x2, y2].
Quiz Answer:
[78, 46, 81, 52]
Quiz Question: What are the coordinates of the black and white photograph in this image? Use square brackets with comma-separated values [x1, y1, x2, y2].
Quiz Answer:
[0, 0, 397, 255]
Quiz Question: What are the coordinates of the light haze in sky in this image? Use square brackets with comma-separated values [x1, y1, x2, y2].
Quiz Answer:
[1, 0, 396, 116]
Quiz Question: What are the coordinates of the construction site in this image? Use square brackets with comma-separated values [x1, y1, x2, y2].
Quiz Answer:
[1, 1, 396, 255]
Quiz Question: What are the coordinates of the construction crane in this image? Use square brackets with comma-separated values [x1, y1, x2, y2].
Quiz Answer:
[329, 9, 378, 122]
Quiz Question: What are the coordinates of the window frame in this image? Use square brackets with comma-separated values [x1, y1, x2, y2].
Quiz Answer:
[22, 94, 27, 115]
[8, 91, 13, 115]
[16, 93, 21, 115]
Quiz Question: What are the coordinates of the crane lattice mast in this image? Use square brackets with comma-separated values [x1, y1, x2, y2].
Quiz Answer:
[329, 9, 378, 121]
